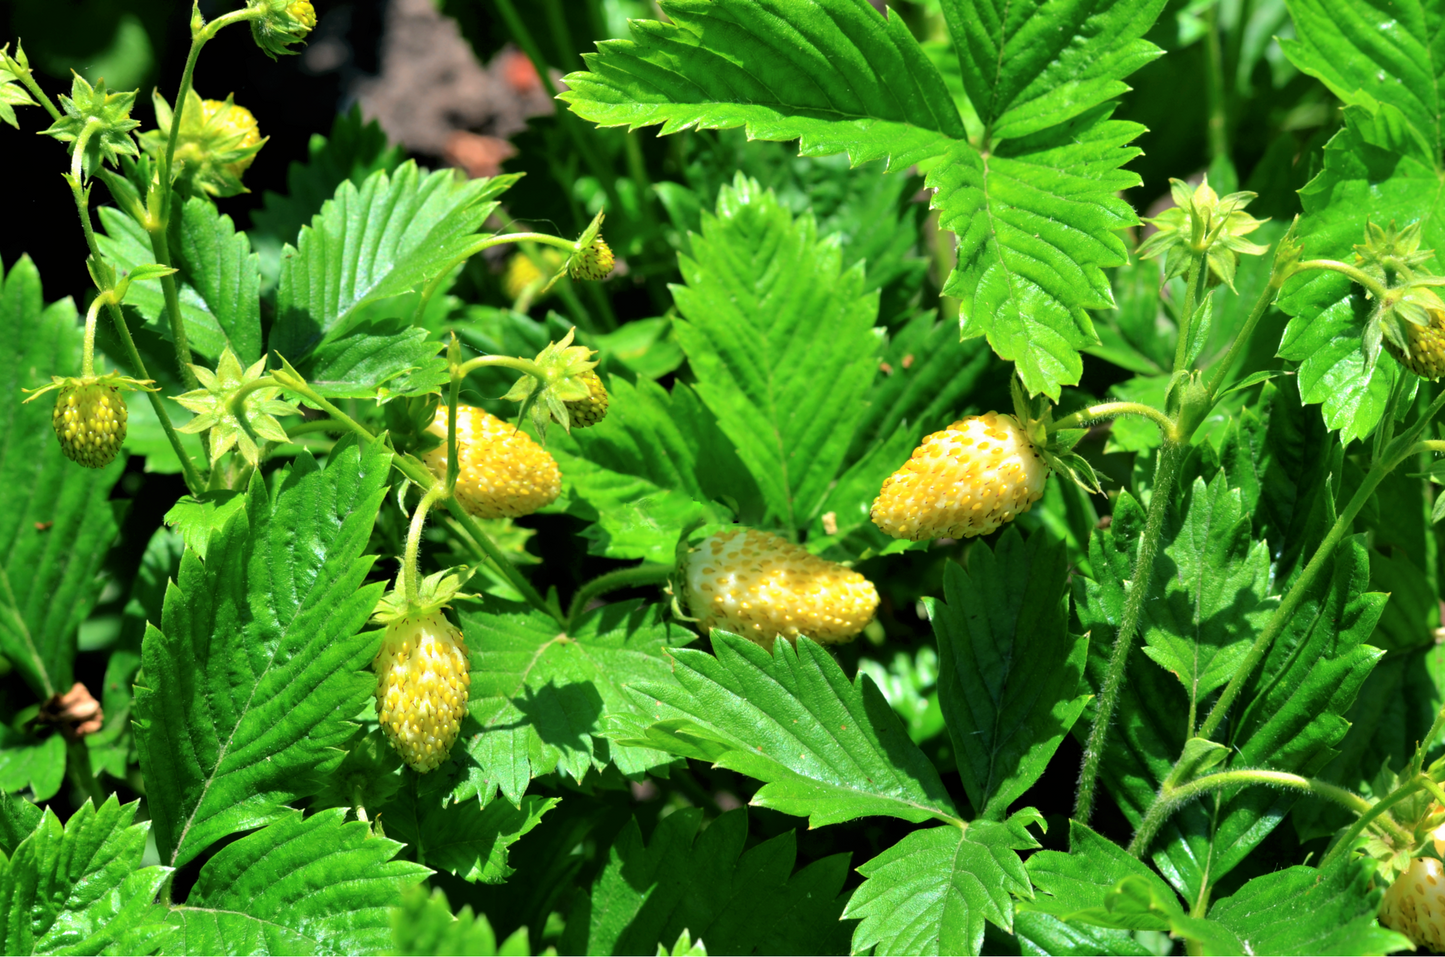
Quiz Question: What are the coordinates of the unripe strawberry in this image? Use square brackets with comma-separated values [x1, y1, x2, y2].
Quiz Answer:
[372, 612, 471, 773]
[422, 404, 561, 518]
[564, 370, 609, 428]
[570, 237, 614, 281]
[1379, 820, 1445, 950]
[199, 97, 262, 179]
[870, 412, 1048, 541]
[683, 528, 879, 652]
[52, 380, 127, 468]
[1387, 307, 1445, 379]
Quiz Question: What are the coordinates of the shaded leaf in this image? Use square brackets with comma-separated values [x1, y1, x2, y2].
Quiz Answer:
[562, 807, 852, 956]
[927, 528, 1087, 820]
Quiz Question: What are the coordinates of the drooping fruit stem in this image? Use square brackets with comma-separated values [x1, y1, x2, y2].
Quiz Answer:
[403, 484, 447, 608]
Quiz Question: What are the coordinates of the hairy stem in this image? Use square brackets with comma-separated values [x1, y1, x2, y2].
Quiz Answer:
[1051, 401, 1175, 436]
[1296, 259, 1391, 300]
[1075, 440, 1183, 823]
[1204, 270, 1280, 401]
[566, 563, 674, 630]
[1128, 769, 1375, 858]
[403, 485, 447, 607]
[3, 49, 61, 120]
[65, 157, 204, 492]
[1321, 776, 1430, 870]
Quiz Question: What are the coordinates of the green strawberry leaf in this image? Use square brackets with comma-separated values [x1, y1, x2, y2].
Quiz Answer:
[391, 885, 525, 957]
[168, 808, 428, 955]
[133, 435, 391, 869]
[843, 810, 1040, 956]
[1214, 380, 1334, 588]
[670, 174, 881, 538]
[0, 256, 123, 701]
[0, 792, 42, 857]
[562, 0, 1161, 398]
[926, 527, 1088, 820]
[561, 807, 853, 956]
[271, 163, 517, 388]
[0, 796, 175, 956]
[612, 633, 960, 827]
[1205, 854, 1409, 955]
[1282, 0, 1445, 165]
[0, 728, 64, 802]
[379, 786, 557, 884]
[1138, 474, 1276, 709]
[457, 599, 689, 807]
[97, 197, 263, 364]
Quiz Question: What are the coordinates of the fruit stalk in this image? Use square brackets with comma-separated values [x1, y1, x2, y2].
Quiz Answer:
[64, 155, 203, 493]
[566, 562, 674, 630]
[270, 368, 562, 623]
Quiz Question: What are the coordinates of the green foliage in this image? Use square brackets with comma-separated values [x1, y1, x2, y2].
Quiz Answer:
[134, 436, 391, 868]
[614, 633, 959, 828]
[6, 0, 1445, 953]
[458, 600, 688, 805]
[562, 807, 852, 955]
[844, 811, 1041, 956]
[562, 0, 1162, 399]
[927, 528, 1087, 820]
[0, 796, 174, 955]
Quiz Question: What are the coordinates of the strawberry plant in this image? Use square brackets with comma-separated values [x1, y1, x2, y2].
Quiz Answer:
[4, 0, 1445, 953]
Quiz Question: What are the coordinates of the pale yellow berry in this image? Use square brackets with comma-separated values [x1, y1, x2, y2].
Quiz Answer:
[422, 404, 561, 519]
[683, 529, 879, 653]
[372, 612, 472, 773]
[870, 412, 1048, 541]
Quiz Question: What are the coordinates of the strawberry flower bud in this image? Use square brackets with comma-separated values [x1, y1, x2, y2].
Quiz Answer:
[247, 0, 318, 59]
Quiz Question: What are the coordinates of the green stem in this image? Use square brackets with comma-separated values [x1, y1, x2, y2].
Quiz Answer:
[63, 148, 203, 493]
[1128, 769, 1374, 858]
[270, 367, 562, 623]
[456, 354, 546, 379]
[103, 297, 203, 493]
[1321, 776, 1429, 870]
[1172, 250, 1209, 374]
[70, 118, 101, 185]
[66, 738, 104, 807]
[284, 418, 351, 437]
[445, 339, 461, 495]
[1204, 270, 1280, 401]
[147, 225, 198, 388]
[413, 232, 580, 324]
[566, 563, 674, 630]
[403, 485, 447, 607]
[1197, 396, 1445, 741]
[1075, 440, 1183, 823]
[3, 49, 61, 120]
[1051, 401, 1176, 437]
[1297, 259, 1391, 300]
[80, 296, 104, 378]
